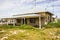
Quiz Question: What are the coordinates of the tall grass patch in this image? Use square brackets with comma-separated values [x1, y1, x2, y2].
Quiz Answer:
[44, 21, 60, 28]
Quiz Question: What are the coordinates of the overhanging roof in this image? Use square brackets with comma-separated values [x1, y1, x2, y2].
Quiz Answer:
[13, 14, 40, 18]
[13, 11, 53, 16]
[1, 11, 53, 19]
[34, 12, 54, 15]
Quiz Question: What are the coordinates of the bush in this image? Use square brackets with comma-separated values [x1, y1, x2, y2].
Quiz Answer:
[44, 22, 60, 28]
[18, 24, 35, 29]
[0, 25, 16, 29]
[0, 24, 36, 29]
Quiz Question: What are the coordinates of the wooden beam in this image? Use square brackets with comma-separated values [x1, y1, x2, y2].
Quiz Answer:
[39, 16, 41, 29]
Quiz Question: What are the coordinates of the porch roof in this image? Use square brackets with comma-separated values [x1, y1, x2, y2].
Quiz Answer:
[13, 11, 53, 16]
[13, 14, 40, 18]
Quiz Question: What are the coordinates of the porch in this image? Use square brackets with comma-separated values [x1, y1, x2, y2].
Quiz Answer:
[13, 13, 46, 28]
[16, 17, 39, 27]
[15, 17, 45, 28]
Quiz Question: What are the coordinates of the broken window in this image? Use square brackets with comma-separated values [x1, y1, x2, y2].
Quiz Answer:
[29, 18, 36, 23]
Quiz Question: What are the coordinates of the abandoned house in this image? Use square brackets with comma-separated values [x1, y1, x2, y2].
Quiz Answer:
[0, 11, 57, 28]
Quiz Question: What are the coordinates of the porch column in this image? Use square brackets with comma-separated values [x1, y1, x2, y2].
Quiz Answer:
[13, 19, 16, 26]
[39, 16, 41, 29]
[13, 23, 15, 26]
[7, 20, 9, 25]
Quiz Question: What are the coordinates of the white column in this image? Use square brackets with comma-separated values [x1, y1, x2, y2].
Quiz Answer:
[39, 16, 41, 29]
[13, 23, 15, 26]
[13, 19, 15, 26]
[7, 20, 8, 25]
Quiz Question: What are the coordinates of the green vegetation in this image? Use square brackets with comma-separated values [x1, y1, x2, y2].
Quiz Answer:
[0, 22, 60, 40]
[44, 21, 60, 28]
[0, 27, 60, 40]
[19, 24, 36, 29]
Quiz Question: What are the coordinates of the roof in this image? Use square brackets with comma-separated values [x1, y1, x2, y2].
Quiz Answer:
[34, 12, 53, 15]
[13, 14, 40, 18]
[1, 16, 15, 19]
[13, 11, 53, 16]
[1, 11, 53, 19]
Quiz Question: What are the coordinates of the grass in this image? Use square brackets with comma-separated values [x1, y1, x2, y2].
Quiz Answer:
[0, 22, 60, 40]
[0, 28, 60, 40]
[0, 27, 60, 40]
[43, 21, 60, 28]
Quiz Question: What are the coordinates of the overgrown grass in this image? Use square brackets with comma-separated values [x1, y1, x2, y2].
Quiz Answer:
[0, 28, 60, 40]
[0, 22, 60, 40]
[0, 24, 36, 30]
[19, 24, 36, 29]
[43, 21, 60, 28]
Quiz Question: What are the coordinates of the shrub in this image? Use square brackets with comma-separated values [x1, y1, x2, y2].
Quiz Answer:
[0, 24, 36, 29]
[18, 24, 35, 29]
[0, 25, 16, 29]
[44, 22, 60, 28]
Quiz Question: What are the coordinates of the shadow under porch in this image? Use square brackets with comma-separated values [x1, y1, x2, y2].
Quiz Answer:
[15, 17, 40, 28]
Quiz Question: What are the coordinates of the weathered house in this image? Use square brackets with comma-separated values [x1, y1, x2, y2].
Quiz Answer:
[0, 11, 57, 28]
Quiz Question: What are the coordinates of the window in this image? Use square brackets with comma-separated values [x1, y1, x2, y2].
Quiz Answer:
[30, 18, 36, 23]
[8, 19, 13, 23]
[16, 19, 21, 23]
[10, 20, 13, 22]
[2, 19, 6, 23]
[11, 20, 14, 22]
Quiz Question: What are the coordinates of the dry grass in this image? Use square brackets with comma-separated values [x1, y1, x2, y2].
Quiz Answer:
[0, 28, 60, 40]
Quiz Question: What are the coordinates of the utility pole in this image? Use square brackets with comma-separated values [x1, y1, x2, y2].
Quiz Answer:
[45, 0, 49, 11]
[53, 0, 54, 14]
[32, 0, 36, 12]
[34, 0, 36, 9]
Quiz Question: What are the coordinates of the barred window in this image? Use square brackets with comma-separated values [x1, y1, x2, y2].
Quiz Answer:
[16, 19, 21, 23]
[30, 18, 36, 23]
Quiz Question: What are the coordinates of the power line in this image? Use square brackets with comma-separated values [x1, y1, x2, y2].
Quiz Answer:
[45, 0, 50, 12]
[53, 0, 54, 13]
[32, 0, 36, 9]
[33, 0, 55, 12]
[34, 0, 36, 8]
[45, 0, 55, 12]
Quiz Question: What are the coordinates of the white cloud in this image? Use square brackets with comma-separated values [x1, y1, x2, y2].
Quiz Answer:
[24, 0, 33, 2]
[0, 3, 14, 10]
[48, 0, 60, 7]
[0, 0, 60, 18]
[36, 0, 46, 2]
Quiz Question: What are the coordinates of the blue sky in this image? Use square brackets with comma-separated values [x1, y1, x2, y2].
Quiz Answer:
[0, 0, 60, 18]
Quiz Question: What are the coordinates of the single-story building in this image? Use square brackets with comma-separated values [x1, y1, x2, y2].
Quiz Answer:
[0, 11, 57, 28]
